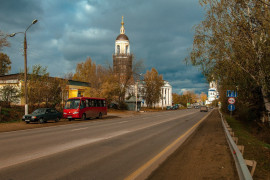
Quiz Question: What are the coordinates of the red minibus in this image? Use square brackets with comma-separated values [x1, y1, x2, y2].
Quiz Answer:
[63, 97, 107, 120]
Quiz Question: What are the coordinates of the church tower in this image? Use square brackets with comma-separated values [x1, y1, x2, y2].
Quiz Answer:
[113, 16, 132, 77]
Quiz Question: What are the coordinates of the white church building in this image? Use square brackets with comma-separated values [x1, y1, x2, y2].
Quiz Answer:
[206, 80, 219, 105]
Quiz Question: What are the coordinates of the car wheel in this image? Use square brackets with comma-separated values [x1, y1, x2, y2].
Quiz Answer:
[97, 113, 102, 119]
[55, 117, 60, 123]
[81, 114, 86, 121]
[39, 118, 44, 124]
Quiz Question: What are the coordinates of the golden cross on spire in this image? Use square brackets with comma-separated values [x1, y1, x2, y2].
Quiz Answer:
[121, 16, 124, 25]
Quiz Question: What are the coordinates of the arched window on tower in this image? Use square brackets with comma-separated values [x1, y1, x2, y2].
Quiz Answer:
[126, 45, 128, 54]
[117, 45, 120, 54]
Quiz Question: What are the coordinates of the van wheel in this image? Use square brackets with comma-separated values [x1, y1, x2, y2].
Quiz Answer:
[39, 118, 44, 124]
[97, 113, 102, 119]
[81, 114, 86, 121]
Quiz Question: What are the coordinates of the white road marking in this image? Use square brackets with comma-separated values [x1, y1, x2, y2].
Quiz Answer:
[71, 127, 88, 132]
[116, 121, 128, 124]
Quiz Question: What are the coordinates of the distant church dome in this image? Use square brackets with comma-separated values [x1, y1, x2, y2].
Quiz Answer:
[116, 16, 129, 41]
[114, 16, 130, 55]
[116, 34, 129, 41]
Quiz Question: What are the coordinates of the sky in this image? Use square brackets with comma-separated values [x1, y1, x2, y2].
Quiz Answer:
[0, 0, 209, 94]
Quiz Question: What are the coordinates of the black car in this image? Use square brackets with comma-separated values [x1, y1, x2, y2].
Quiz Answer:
[22, 108, 62, 124]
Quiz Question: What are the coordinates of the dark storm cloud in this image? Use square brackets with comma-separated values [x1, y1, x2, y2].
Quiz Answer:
[1, 0, 208, 94]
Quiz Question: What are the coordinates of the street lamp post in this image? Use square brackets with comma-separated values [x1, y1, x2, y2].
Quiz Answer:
[10, 19, 38, 115]
[135, 81, 138, 111]
[135, 73, 143, 112]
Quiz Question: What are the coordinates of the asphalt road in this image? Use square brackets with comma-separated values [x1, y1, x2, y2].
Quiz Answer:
[0, 109, 210, 180]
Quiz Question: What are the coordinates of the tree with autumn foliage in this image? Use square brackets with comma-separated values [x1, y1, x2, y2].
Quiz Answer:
[142, 68, 164, 108]
[0, 30, 10, 51]
[189, 0, 270, 121]
[200, 92, 207, 105]
[72, 57, 120, 105]
[0, 53, 11, 75]
[21, 65, 67, 109]
[0, 31, 11, 75]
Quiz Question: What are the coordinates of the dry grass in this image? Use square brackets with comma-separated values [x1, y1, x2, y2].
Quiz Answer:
[226, 115, 270, 179]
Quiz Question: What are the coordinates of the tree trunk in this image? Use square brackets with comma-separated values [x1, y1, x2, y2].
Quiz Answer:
[261, 86, 270, 112]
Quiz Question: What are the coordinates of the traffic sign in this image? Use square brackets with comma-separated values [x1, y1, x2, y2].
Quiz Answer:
[227, 90, 238, 97]
[226, 90, 231, 97]
[228, 104, 235, 111]
[228, 97, 235, 104]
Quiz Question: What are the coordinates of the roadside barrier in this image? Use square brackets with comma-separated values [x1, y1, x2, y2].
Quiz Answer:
[219, 110, 256, 180]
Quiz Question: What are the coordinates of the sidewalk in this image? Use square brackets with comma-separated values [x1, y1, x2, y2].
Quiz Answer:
[148, 109, 238, 180]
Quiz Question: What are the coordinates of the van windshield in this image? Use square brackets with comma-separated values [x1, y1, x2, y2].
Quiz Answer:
[65, 99, 80, 109]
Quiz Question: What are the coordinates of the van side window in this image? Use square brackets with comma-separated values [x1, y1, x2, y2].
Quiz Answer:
[86, 100, 89, 107]
[80, 100, 86, 109]
[89, 99, 94, 107]
[100, 100, 103, 107]
[101, 100, 104, 107]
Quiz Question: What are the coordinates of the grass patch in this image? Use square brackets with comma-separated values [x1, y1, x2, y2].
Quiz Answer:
[225, 115, 270, 179]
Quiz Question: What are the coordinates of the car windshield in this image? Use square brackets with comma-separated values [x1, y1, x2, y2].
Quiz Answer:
[65, 99, 80, 109]
[32, 109, 46, 115]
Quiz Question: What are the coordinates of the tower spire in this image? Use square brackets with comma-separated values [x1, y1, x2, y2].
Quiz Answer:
[120, 16, 125, 34]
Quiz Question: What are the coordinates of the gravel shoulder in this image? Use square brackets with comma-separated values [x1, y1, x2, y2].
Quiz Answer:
[148, 109, 238, 180]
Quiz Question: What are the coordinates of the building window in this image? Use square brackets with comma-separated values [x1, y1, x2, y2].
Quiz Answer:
[117, 45, 120, 54]
[126, 45, 128, 54]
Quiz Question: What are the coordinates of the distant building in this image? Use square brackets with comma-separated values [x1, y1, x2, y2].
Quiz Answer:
[112, 16, 133, 80]
[126, 80, 172, 108]
[0, 73, 91, 105]
[206, 80, 219, 105]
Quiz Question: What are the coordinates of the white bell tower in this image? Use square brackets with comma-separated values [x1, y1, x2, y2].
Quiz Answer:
[113, 16, 132, 76]
[114, 16, 130, 55]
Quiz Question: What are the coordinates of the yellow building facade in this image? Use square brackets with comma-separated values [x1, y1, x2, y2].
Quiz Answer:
[0, 73, 91, 105]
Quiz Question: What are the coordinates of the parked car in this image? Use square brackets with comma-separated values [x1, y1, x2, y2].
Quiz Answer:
[200, 106, 208, 112]
[22, 108, 62, 124]
[172, 104, 179, 110]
